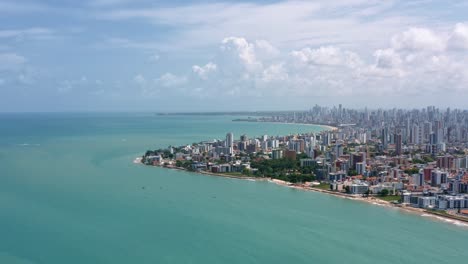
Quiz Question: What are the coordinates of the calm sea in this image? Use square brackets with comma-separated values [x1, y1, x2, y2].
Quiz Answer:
[0, 113, 467, 264]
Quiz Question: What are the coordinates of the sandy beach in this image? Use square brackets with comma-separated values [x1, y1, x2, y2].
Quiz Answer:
[135, 158, 468, 227]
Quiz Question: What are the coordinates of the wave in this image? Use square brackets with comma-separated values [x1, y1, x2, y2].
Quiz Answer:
[420, 214, 468, 227]
[18, 143, 40, 147]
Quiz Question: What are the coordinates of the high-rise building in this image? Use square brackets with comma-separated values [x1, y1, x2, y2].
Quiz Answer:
[289, 139, 305, 153]
[395, 134, 402, 155]
[334, 144, 343, 157]
[272, 149, 283, 159]
[411, 124, 421, 145]
[434, 120, 443, 144]
[226, 132, 234, 154]
[423, 121, 432, 143]
[381, 128, 388, 149]
[240, 134, 248, 142]
[431, 170, 448, 186]
[413, 171, 424, 186]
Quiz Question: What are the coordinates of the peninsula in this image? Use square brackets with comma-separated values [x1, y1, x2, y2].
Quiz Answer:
[140, 105, 468, 225]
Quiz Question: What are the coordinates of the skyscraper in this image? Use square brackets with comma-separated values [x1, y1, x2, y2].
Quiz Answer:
[395, 133, 402, 155]
[226, 132, 234, 154]
[381, 128, 388, 150]
[411, 124, 420, 145]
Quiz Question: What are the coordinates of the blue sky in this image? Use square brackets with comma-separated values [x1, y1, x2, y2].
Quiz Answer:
[0, 0, 467, 112]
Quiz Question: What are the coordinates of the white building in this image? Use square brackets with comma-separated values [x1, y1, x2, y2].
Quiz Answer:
[226, 132, 234, 154]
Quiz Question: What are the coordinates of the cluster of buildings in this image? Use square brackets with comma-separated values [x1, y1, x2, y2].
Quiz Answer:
[259, 105, 468, 212]
[144, 105, 468, 214]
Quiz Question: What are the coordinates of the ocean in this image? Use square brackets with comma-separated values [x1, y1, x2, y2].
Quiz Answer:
[0, 113, 467, 264]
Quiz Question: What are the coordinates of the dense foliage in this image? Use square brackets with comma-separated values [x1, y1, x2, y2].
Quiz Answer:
[249, 154, 318, 183]
[404, 167, 420, 174]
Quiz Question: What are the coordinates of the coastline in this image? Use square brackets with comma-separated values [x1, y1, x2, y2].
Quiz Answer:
[134, 157, 468, 227]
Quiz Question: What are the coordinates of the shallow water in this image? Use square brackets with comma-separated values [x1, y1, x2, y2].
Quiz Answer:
[1, 113, 467, 264]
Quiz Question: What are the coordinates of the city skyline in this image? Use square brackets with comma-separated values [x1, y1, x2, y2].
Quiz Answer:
[1, 0, 468, 112]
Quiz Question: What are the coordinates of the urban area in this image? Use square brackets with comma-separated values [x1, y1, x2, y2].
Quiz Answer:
[141, 105, 468, 221]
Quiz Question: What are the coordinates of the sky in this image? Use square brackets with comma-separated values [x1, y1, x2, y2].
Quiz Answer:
[0, 0, 467, 112]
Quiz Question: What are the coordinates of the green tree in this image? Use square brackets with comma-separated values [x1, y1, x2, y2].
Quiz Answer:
[344, 186, 350, 194]
[404, 168, 419, 174]
[379, 189, 389, 197]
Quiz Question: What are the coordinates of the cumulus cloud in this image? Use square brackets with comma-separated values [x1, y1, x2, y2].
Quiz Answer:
[221, 37, 261, 72]
[448, 23, 468, 50]
[373, 49, 402, 69]
[166, 23, 468, 98]
[391, 27, 445, 52]
[291, 46, 362, 68]
[192, 62, 217, 80]
[261, 64, 288, 83]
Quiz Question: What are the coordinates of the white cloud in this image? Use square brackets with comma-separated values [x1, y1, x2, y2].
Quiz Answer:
[0, 53, 26, 71]
[95, 0, 421, 52]
[373, 49, 402, 69]
[261, 64, 288, 82]
[174, 24, 468, 98]
[221, 37, 260, 71]
[133, 74, 146, 85]
[155, 73, 187, 87]
[192, 62, 217, 80]
[291, 46, 362, 68]
[254, 40, 280, 58]
[391, 27, 446, 52]
[0, 27, 54, 40]
[448, 23, 468, 50]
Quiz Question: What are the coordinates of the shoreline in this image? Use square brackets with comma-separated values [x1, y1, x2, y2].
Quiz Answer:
[134, 157, 468, 228]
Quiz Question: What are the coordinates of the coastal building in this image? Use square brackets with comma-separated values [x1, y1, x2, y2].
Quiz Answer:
[349, 181, 369, 194]
[431, 170, 448, 186]
[328, 172, 346, 182]
[417, 196, 436, 208]
[435, 195, 468, 210]
[145, 155, 162, 165]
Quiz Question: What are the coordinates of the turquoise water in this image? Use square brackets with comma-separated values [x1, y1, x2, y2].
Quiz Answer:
[0, 113, 467, 264]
